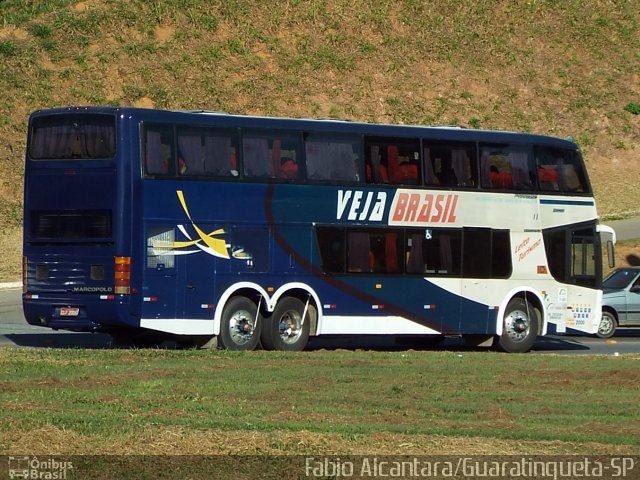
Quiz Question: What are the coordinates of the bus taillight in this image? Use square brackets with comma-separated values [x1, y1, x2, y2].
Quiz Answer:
[114, 256, 131, 295]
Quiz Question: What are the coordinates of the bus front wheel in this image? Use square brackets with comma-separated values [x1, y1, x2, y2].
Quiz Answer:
[218, 297, 262, 351]
[261, 297, 310, 351]
[497, 297, 538, 353]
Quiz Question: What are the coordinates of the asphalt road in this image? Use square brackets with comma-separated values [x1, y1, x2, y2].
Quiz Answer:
[2, 287, 639, 355]
[607, 215, 640, 242]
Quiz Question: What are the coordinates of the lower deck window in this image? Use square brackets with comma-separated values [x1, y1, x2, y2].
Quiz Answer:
[147, 227, 175, 269]
[316, 226, 511, 278]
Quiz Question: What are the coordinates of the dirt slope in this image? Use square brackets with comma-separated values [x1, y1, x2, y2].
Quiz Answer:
[1, 0, 638, 228]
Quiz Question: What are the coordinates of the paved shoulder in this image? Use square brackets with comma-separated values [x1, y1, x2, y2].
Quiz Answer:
[605, 216, 640, 242]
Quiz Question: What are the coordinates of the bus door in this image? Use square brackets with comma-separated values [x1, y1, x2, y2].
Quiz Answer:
[460, 228, 512, 334]
[143, 225, 215, 322]
[177, 251, 216, 321]
[412, 228, 461, 335]
[142, 226, 178, 320]
[565, 225, 602, 332]
[543, 222, 602, 333]
[460, 283, 491, 334]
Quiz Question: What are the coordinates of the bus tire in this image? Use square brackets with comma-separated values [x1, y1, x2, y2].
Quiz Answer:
[497, 297, 538, 353]
[261, 297, 310, 351]
[596, 311, 617, 339]
[218, 297, 262, 351]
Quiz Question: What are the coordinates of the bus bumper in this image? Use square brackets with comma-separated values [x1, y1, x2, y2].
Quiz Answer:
[23, 294, 136, 332]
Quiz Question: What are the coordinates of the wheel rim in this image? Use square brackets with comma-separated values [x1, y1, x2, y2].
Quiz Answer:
[504, 308, 531, 343]
[228, 309, 256, 346]
[598, 315, 613, 336]
[277, 309, 303, 345]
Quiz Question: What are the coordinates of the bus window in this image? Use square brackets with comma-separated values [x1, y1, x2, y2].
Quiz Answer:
[316, 226, 345, 274]
[147, 227, 176, 269]
[144, 124, 174, 176]
[462, 228, 511, 278]
[491, 230, 512, 278]
[346, 228, 403, 274]
[304, 133, 363, 183]
[30, 113, 115, 160]
[31, 209, 112, 241]
[422, 141, 477, 188]
[364, 137, 421, 185]
[480, 144, 535, 190]
[543, 224, 600, 288]
[405, 228, 462, 276]
[177, 127, 238, 177]
[571, 227, 597, 286]
[242, 131, 302, 180]
[535, 146, 589, 193]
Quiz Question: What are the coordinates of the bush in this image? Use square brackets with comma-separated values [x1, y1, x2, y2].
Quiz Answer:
[624, 102, 640, 115]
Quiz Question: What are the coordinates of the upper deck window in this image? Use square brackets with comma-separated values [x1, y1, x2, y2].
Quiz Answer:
[242, 130, 302, 180]
[422, 141, 477, 188]
[144, 124, 174, 176]
[304, 133, 364, 183]
[535, 146, 589, 193]
[480, 143, 535, 190]
[365, 137, 421, 185]
[177, 126, 238, 177]
[30, 114, 115, 160]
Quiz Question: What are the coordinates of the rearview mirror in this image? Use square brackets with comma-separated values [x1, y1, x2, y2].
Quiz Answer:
[607, 240, 615, 269]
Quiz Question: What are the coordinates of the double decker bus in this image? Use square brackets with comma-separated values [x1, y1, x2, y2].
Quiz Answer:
[22, 106, 613, 352]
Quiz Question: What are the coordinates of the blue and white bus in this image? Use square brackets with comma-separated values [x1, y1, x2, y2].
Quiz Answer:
[22, 106, 613, 352]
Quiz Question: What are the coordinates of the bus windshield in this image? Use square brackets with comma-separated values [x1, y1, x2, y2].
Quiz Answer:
[29, 113, 116, 160]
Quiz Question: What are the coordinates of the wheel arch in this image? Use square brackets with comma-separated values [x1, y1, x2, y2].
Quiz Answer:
[496, 288, 545, 336]
[602, 304, 618, 320]
[271, 283, 322, 336]
[213, 282, 322, 336]
[213, 282, 270, 335]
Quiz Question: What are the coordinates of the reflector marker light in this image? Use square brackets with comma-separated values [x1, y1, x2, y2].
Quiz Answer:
[143, 297, 158, 302]
[22, 256, 27, 293]
[423, 304, 436, 310]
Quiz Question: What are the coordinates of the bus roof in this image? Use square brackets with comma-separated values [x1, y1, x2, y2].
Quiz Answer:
[29, 106, 579, 149]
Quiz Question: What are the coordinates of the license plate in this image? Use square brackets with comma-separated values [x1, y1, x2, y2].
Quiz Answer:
[60, 307, 80, 317]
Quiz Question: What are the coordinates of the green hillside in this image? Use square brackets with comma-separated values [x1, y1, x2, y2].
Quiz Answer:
[1, 0, 639, 230]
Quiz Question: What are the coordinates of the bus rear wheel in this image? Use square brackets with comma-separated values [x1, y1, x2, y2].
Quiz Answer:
[218, 297, 262, 351]
[261, 297, 310, 351]
[497, 297, 538, 353]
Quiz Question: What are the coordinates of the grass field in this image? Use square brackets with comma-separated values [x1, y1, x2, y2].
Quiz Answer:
[1, 348, 639, 456]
